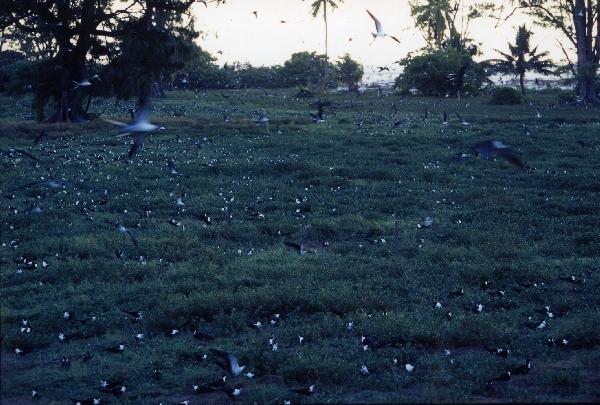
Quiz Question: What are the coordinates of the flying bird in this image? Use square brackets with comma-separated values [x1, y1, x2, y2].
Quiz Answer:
[471, 140, 527, 171]
[104, 104, 163, 158]
[367, 9, 385, 39]
[210, 349, 246, 376]
[366, 10, 400, 44]
[389, 35, 402, 44]
[73, 79, 92, 89]
[116, 224, 139, 247]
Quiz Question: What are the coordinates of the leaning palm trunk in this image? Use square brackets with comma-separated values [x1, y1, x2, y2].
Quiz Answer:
[322, 2, 329, 92]
[519, 73, 526, 95]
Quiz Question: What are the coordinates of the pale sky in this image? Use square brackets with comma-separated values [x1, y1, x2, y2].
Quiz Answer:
[191, 0, 567, 82]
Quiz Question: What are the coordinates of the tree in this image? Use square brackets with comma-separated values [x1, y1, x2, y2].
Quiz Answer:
[395, 46, 490, 96]
[0, 0, 225, 121]
[491, 25, 554, 95]
[410, 0, 497, 50]
[336, 53, 363, 91]
[0, 0, 125, 121]
[107, 1, 204, 105]
[410, 0, 452, 48]
[282, 51, 336, 88]
[509, 0, 599, 104]
[305, 0, 344, 91]
[409, 0, 496, 96]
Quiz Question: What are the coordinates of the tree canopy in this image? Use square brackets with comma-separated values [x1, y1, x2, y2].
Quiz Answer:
[491, 25, 554, 95]
[0, 0, 226, 121]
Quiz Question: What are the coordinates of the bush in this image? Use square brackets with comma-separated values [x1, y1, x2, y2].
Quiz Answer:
[0, 50, 27, 92]
[394, 47, 490, 96]
[490, 87, 522, 105]
[282, 51, 337, 88]
[557, 89, 577, 105]
[336, 53, 364, 91]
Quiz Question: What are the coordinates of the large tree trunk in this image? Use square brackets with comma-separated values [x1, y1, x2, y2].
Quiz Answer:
[573, 0, 600, 104]
[45, 0, 97, 122]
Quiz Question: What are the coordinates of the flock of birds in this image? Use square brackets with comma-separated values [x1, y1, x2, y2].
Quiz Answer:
[3, 84, 592, 403]
[1, 12, 597, 401]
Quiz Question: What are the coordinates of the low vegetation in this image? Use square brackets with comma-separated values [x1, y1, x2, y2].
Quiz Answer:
[1, 88, 599, 403]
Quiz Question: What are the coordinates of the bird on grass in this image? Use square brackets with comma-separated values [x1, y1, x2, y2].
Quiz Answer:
[193, 329, 214, 340]
[284, 241, 306, 256]
[309, 99, 330, 123]
[166, 159, 178, 175]
[511, 359, 532, 375]
[103, 344, 125, 353]
[221, 387, 242, 399]
[71, 398, 101, 405]
[290, 384, 315, 396]
[545, 338, 569, 348]
[486, 347, 510, 357]
[486, 371, 511, 389]
[471, 139, 527, 171]
[456, 112, 470, 125]
[15, 347, 32, 356]
[559, 274, 585, 284]
[210, 348, 246, 376]
[193, 376, 227, 393]
[10, 180, 64, 192]
[121, 309, 143, 322]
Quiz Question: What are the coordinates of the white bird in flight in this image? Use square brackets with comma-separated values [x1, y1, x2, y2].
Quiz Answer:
[73, 79, 92, 89]
[367, 9, 401, 44]
[104, 105, 164, 158]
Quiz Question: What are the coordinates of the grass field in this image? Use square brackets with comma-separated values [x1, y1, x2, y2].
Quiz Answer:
[1, 88, 600, 404]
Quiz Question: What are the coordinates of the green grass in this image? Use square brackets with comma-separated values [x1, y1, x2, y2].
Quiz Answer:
[1, 88, 600, 403]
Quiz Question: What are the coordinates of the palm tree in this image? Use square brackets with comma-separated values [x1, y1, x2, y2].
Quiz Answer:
[493, 25, 554, 95]
[410, 0, 452, 48]
[306, 0, 343, 91]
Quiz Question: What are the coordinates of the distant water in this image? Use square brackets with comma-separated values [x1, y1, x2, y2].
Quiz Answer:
[361, 65, 571, 90]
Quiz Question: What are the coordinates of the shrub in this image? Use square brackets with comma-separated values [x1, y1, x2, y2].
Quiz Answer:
[394, 47, 490, 96]
[336, 53, 364, 91]
[557, 89, 577, 105]
[281, 51, 337, 88]
[490, 87, 522, 105]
